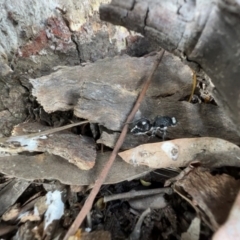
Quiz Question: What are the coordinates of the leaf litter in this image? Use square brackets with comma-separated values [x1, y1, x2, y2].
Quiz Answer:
[0, 50, 240, 240]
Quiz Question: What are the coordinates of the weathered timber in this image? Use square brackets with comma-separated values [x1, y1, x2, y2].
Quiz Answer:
[30, 54, 240, 145]
[1, 122, 96, 170]
[98, 100, 240, 149]
[30, 53, 192, 131]
[0, 153, 152, 185]
[100, 0, 240, 132]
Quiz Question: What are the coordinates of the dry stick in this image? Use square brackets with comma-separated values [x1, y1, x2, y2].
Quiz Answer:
[63, 50, 165, 240]
[0, 121, 89, 143]
[129, 208, 151, 240]
[104, 187, 173, 203]
[188, 70, 197, 102]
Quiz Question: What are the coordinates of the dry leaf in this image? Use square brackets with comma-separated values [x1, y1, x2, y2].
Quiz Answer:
[19, 211, 41, 223]
[213, 190, 240, 240]
[181, 217, 200, 240]
[118, 137, 240, 169]
[0, 223, 17, 237]
[173, 166, 240, 230]
[0, 179, 30, 216]
[2, 203, 20, 221]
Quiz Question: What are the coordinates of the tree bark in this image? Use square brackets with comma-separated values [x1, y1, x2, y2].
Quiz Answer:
[100, 0, 240, 132]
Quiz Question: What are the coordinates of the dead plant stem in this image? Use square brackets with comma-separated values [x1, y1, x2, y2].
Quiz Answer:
[103, 187, 172, 203]
[0, 121, 89, 144]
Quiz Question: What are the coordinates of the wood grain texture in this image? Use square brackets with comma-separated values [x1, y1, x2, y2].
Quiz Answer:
[30, 54, 240, 146]
[0, 153, 152, 185]
[1, 122, 96, 170]
[31, 53, 192, 130]
[100, 0, 240, 132]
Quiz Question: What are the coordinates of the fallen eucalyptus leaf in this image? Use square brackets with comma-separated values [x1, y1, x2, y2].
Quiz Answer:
[118, 137, 240, 169]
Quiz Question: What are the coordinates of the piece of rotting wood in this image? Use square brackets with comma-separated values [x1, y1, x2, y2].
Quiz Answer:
[30, 54, 240, 144]
[0, 153, 152, 185]
[63, 50, 165, 240]
[30, 53, 192, 131]
[0, 121, 96, 170]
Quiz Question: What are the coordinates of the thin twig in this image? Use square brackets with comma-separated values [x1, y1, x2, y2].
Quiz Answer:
[63, 50, 165, 240]
[129, 208, 151, 240]
[0, 121, 89, 144]
[104, 187, 172, 203]
[188, 70, 197, 102]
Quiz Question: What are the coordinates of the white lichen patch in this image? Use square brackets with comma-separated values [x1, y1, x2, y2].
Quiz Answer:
[161, 142, 179, 161]
[44, 190, 64, 230]
[6, 136, 38, 152]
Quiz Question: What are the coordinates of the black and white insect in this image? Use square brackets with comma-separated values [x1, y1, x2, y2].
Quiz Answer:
[130, 116, 177, 140]
[130, 118, 152, 135]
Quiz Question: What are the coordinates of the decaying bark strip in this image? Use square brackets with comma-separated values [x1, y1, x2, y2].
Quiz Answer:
[0, 152, 152, 185]
[99, 0, 240, 132]
[63, 49, 166, 240]
[30, 53, 192, 130]
[0, 179, 30, 216]
[98, 100, 240, 149]
[173, 167, 240, 230]
[0, 122, 96, 170]
[30, 54, 240, 145]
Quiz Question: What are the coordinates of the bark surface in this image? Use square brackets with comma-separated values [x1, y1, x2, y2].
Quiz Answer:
[100, 0, 240, 132]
